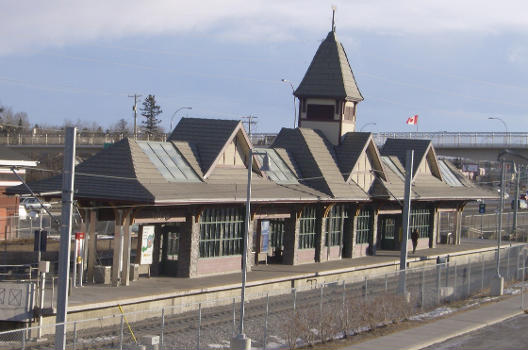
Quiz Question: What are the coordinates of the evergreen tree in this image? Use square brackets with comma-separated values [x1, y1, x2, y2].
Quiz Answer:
[140, 94, 162, 136]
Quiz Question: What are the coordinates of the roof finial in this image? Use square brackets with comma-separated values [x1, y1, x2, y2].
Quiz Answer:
[331, 5, 336, 32]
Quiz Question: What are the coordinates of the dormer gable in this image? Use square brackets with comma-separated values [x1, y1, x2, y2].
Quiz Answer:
[380, 138, 441, 181]
[336, 132, 386, 193]
[415, 145, 442, 181]
[204, 123, 264, 179]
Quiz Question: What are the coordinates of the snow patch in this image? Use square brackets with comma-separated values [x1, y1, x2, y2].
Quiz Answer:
[410, 306, 454, 321]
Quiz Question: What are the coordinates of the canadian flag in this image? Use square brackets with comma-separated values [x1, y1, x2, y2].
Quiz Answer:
[406, 115, 418, 125]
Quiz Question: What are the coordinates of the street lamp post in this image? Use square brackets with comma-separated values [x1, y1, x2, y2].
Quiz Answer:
[489, 117, 509, 296]
[231, 148, 268, 350]
[488, 116, 508, 144]
[170, 107, 192, 131]
[281, 79, 297, 128]
[359, 122, 376, 132]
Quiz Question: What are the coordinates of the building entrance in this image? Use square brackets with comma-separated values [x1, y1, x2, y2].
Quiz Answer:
[159, 223, 182, 276]
[378, 215, 399, 250]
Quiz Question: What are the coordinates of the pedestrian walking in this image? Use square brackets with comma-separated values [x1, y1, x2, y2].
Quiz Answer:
[411, 229, 419, 254]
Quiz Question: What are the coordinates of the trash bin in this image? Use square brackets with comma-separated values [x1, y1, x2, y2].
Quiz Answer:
[130, 264, 140, 281]
[94, 265, 111, 284]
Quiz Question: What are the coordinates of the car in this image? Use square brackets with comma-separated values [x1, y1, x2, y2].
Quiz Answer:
[22, 197, 51, 211]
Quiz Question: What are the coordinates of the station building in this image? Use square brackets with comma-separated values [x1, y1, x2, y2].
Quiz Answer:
[7, 26, 494, 284]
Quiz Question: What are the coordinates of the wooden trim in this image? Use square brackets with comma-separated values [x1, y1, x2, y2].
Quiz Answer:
[323, 203, 335, 218]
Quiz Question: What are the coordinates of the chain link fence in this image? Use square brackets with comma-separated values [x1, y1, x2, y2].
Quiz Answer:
[462, 211, 528, 241]
[1, 244, 527, 350]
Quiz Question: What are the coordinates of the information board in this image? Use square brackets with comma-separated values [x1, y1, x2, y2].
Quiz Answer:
[140, 225, 155, 265]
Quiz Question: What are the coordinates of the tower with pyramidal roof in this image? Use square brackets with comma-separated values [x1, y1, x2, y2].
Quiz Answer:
[294, 9, 363, 145]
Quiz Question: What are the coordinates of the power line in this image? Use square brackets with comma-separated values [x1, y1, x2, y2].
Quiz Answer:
[241, 115, 258, 138]
[128, 94, 142, 139]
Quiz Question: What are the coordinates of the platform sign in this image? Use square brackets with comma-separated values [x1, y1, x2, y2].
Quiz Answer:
[140, 225, 155, 265]
[75, 232, 85, 264]
[261, 220, 270, 252]
[479, 203, 486, 214]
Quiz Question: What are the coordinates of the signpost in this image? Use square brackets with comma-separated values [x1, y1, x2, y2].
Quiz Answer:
[139, 225, 155, 265]
[73, 232, 85, 287]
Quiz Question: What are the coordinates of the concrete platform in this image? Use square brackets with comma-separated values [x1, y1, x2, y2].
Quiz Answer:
[65, 239, 518, 312]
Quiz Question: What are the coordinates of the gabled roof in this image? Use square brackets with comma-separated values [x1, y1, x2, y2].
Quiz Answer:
[380, 138, 441, 180]
[271, 127, 368, 200]
[336, 132, 386, 182]
[168, 118, 242, 177]
[294, 31, 363, 101]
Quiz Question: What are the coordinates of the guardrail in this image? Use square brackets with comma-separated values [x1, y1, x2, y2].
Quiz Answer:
[373, 132, 528, 148]
[1, 132, 526, 148]
[0, 133, 166, 146]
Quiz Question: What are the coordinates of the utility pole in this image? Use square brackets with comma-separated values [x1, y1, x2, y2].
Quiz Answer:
[241, 115, 258, 139]
[55, 127, 76, 350]
[129, 94, 142, 139]
[513, 164, 520, 241]
[399, 150, 414, 295]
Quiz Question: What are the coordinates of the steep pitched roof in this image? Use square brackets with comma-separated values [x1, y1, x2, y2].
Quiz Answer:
[294, 31, 363, 101]
[380, 138, 441, 180]
[168, 118, 241, 176]
[336, 132, 386, 182]
[271, 127, 367, 200]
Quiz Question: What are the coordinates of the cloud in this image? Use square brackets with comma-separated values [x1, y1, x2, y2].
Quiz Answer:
[1, 0, 527, 55]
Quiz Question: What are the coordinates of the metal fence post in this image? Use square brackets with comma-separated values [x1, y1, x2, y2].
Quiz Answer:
[197, 303, 202, 350]
[507, 248, 511, 280]
[119, 314, 124, 350]
[453, 263, 457, 301]
[293, 288, 297, 314]
[342, 280, 347, 331]
[160, 307, 165, 350]
[21, 327, 26, 350]
[436, 264, 441, 305]
[467, 262, 471, 297]
[73, 321, 77, 350]
[342, 280, 346, 310]
[481, 256, 485, 290]
[523, 250, 526, 282]
[445, 262, 449, 288]
[421, 268, 425, 310]
[319, 286, 324, 340]
[521, 286, 524, 310]
[264, 293, 269, 350]
[364, 276, 368, 300]
[232, 297, 236, 336]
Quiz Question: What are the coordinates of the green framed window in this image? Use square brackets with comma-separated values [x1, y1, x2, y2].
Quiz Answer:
[410, 208, 432, 239]
[325, 205, 347, 247]
[356, 208, 372, 244]
[299, 207, 317, 249]
[199, 207, 244, 258]
[269, 219, 285, 250]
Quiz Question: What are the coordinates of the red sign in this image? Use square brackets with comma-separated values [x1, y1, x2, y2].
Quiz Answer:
[75, 232, 85, 240]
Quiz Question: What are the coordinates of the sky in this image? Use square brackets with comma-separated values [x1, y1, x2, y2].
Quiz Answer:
[0, 0, 527, 134]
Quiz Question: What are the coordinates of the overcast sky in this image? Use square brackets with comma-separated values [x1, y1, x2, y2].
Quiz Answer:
[0, 0, 527, 133]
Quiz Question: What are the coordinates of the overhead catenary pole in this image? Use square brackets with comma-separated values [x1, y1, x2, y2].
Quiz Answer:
[399, 150, 414, 294]
[513, 164, 520, 241]
[55, 127, 77, 350]
[497, 159, 505, 277]
[129, 94, 142, 139]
